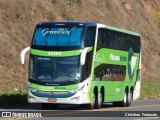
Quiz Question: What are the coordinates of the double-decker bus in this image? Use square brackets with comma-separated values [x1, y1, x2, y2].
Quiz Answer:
[21, 21, 141, 109]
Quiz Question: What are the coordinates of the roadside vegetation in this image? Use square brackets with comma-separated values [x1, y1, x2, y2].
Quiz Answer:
[0, 80, 159, 108]
[140, 80, 160, 100]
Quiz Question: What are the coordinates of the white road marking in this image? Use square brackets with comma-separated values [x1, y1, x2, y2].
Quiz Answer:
[135, 117, 159, 120]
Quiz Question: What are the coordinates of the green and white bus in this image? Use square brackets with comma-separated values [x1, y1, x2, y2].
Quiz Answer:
[21, 21, 141, 109]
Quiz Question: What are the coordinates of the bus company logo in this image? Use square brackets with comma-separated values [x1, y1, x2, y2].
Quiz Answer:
[94, 55, 102, 62]
[54, 86, 66, 90]
[42, 27, 76, 36]
[131, 55, 137, 75]
[39, 86, 66, 90]
[110, 54, 126, 61]
[39, 86, 54, 90]
[128, 48, 137, 80]
[48, 52, 62, 56]
[110, 54, 120, 61]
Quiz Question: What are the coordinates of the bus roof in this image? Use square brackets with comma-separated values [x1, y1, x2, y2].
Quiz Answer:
[97, 23, 140, 37]
[37, 21, 140, 37]
[38, 21, 97, 27]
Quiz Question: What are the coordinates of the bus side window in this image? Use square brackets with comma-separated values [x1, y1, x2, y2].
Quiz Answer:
[114, 32, 121, 50]
[105, 65, 111, 81]
[85, 26, 96, 47]
[94, 65, 103, 81]
[121, 33, 127, 51]
[132, 36, 140, 53]
[105, 30, 112, 49]
[126, 35, 129, 51]
[120, 33, 125, 51]
[110, 31, 115, 49]
[123, 34, 131, 51]
[121, 66, 126, 81]
[82, 61, 91, 80]
[97, 28, 105, 50]
[85, 61, 91, 77]
[116, 65, 120, 81]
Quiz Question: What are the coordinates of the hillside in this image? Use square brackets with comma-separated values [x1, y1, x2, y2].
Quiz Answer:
[0, 0, 160, 98]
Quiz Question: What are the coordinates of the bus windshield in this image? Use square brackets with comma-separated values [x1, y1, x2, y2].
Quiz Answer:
[29, 55, 81, 85]
[32, 26, 84, 46]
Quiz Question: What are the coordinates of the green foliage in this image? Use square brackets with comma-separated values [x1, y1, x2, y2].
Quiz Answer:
[152, 7, 160, 28]
[66, 0, 77, 6]
[47, 13, 56, 21]
[140, 80, 160, 100]
[15, 6, 21, 19]
[122, 0, 127, 4]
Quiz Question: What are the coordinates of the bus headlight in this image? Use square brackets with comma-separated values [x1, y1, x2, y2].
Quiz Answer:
[29, 87, 37, 93]
[68, 85, 85, 94]
[71, 96, 80, 101]
[28, 95, 35, 99]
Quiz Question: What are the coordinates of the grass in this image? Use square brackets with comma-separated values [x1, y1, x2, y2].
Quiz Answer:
[15, 6, 21, 19]
[47, 12, 56, 21]
[140, 80, 160, 100]
[0, 80, 159, 108]
[66, 0, 77, 6]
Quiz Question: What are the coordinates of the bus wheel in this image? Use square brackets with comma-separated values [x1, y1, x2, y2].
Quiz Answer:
[95, 91, 102, 109]
[120, 90, 128, 107]
[127, 90, 133, 106]
[87, 91, 96, 109]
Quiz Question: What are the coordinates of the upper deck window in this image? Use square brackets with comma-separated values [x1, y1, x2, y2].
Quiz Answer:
[85, 26, 96, 47]
[32, 26, 84, 46]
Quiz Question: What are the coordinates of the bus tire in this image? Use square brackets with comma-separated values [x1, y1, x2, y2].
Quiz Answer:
[119, 90, 128, 107]
[87, 91, 96, 109]
[95, 91, 102, 109]
[127, 89, 133, 106]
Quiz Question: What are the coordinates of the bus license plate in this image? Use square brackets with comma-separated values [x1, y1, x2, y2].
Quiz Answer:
[48, 98, 57, 102]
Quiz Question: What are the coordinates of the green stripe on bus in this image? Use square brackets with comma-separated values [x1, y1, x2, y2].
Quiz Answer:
[30, 47, 93, 57]
[29, 82, 78, 92]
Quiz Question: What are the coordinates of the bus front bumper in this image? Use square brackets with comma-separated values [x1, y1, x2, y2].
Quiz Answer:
[28, 90, 89, 105]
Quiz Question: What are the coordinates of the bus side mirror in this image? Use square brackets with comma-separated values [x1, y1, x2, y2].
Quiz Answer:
[80, 47, 91, 65]
[20, 47, 30, 64]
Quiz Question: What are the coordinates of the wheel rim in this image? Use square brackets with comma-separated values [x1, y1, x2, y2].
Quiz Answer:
[124, 91, 127, 103]
[98, 93, 102, 106]
[91, 93, 95, 106]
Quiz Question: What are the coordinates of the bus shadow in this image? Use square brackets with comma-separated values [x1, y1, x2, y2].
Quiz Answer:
[42, 103, 114, 110]
[0, 93, 115, 110]
[102, 103, 114, 109]
[0, 93, 28, 109]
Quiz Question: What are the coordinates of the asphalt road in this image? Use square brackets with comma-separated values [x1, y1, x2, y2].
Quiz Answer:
[0, 100, 159, 120]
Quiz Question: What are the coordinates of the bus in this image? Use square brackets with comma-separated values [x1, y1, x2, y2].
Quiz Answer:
[20, 21, 141, 109]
